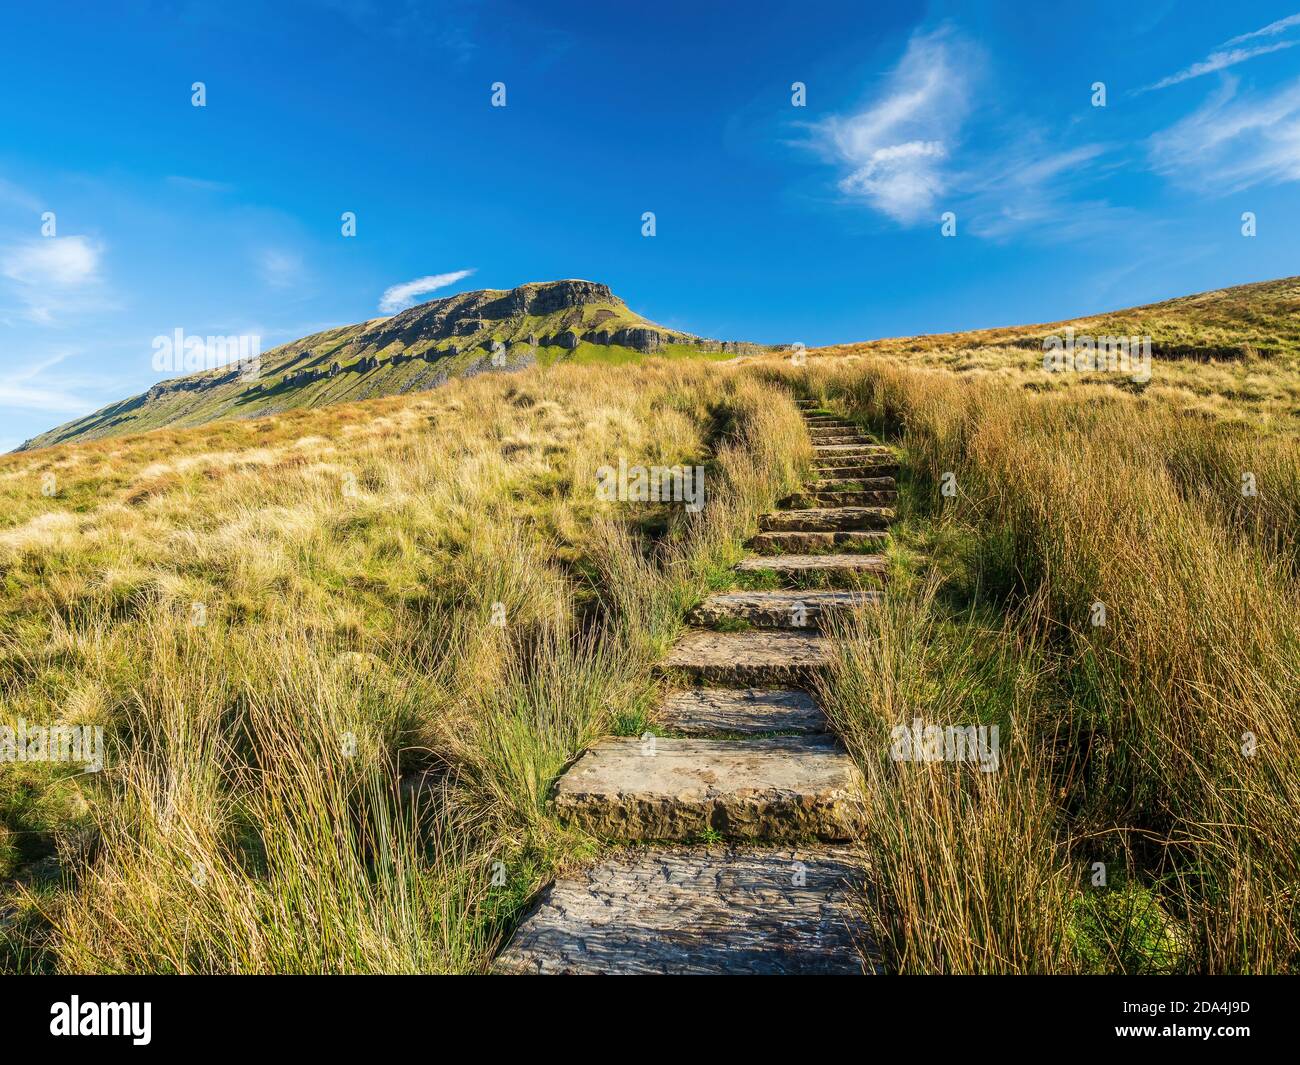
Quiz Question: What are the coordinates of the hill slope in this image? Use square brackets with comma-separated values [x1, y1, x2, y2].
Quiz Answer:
[816, 275, 1300, 362]
[20, 279, 763, 451]
[803, 275, 1300, 429]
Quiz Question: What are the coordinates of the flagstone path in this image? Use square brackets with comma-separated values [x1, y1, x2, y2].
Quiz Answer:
[496, 399, 896, 974]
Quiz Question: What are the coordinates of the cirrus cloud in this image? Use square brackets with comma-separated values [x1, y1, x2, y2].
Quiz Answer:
[1149, 75, 1300, 192]
[378, 268, 476, 313]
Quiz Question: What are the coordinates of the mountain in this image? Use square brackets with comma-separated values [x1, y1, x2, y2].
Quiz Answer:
[19, 280, 764, 451]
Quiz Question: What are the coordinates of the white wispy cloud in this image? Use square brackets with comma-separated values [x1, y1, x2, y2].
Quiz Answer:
[1144, 41, 1298, 91]
[799, 28, 1117, 241]
[1149, 75, 1300, 191]
[1225, 12, 1300, 46]
[378, 269, 476, 313]
[256, 248, 304, 289]
[0, 380, 95, 415]
[806, 28, 977, 224]
[964, 143, 1122, 241]
[166, 175, 233, 193]
[1, 235, 105, 323]
[1143, 14, 1300, 91]
[0, 175, 42, 212]
[0, 349, 96, 418]
[3, 236, 100, 286]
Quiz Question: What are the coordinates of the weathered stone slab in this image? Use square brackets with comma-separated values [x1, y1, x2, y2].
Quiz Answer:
[495, 845, 870, 974]
[736, 554, 889, 582]
[808, 428, 870, 439]
[748, 530, 890, 554]
[813, 461, 900, 478]
[812, 444, 893, 456]
[660, 629, 831, 685]
[553, 736, 863, 840]
[760, 506, 894, 532]
[805, 476, 896, 491]
[689, 588, 882, 628]
[784, 490, 897, 508]
[659, 687, 825, 734]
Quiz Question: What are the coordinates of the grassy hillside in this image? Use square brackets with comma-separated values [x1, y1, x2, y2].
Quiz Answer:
[0, 357, 807, 971]
[809, 276, 1300, 430]
[19, 280, 759, 451]
[3, 277, 1297, 973]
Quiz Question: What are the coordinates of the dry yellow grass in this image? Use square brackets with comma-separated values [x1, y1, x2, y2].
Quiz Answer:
[802, 276, 1300, 433]
[0, 358, 808, 972]
[764, 357, 1300, 973]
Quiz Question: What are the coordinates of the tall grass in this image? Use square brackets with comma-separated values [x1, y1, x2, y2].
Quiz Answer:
[775, 358, 1300, 973]
[1, 358, 806, 972]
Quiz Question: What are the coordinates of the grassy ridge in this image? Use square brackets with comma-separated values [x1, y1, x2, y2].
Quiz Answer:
[814, 275, 1300, 432]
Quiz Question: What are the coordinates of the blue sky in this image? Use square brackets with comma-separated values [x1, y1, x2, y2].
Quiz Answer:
[2, 0, 1298, 450]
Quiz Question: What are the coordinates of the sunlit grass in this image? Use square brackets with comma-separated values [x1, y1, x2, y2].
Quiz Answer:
[0, 358, 807, 973]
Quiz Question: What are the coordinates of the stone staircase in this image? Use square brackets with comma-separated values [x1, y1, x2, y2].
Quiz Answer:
[495, 399, 894, 974]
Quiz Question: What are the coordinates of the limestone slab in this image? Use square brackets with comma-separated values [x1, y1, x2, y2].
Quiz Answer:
[495, 845, 870, 974]
[813, 443, 892, 455]
[659, 687, 825, 734]
[689, 588, 881, 628]
[748, 530, 890, 554]
[553, 735, 863, 840]
[808, 429, 870, 439]
[760, 506, 894, 532]
[813, 461, 900, 478]
[784, 490, 897, 508]
[660, 628, 831, 685]
[805, 476, 895, 491]
[736, 554, 889, 581]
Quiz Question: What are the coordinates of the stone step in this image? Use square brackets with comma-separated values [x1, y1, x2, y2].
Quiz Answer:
[748, 530, 890, 555]
[802, 417, 853, 425]
[812, 444, 894, 457]
[760, 506, 894, 532]
[689, 587, 883, 628]
[495, 844, 870, 974]
[784, 490, 897, 508]
[659, 688, 826, 734]
[552, 735, 863, 841]
[660, 629, 831, 686]
[813, 462, 901, 478]
[808, 429, 870, 439]
[806, 476, 895, 492]
[736, 554, 889, 582]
